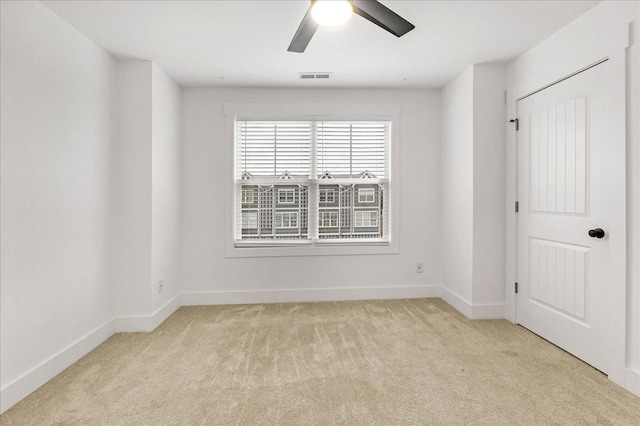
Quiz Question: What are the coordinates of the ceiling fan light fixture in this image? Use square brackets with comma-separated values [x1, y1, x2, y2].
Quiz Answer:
[288, 0, 414, 53]
[310, 0, 353, 27]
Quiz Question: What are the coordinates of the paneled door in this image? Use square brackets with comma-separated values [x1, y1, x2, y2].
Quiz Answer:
[516, 61, 619, 373]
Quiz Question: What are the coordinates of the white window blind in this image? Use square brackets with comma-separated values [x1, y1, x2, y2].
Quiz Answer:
[237, 121, 310, 179]
[317, 121, 388, 178]
[235, 120, 390, 245]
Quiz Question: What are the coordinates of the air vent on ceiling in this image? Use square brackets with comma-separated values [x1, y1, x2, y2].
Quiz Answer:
[299, 72, 332, 80]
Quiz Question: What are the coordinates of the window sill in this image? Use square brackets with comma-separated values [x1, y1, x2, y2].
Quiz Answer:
[234, 240, 312, 248]
[227, 239, 397, 258]
[313, 239, 389, 247]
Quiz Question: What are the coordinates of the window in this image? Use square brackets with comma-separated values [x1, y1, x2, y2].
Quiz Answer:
[241, 211, 258, 229]
[235, 120, 389, 245]
[355, 211, 378, 227]
[242, 189, 255, 204]
[358, 188, 375, 203]
[319, 188, 335, 203]
[319, 211, 339, 227]
[278, 189, 296, 204]
[275, 212, 298, 228]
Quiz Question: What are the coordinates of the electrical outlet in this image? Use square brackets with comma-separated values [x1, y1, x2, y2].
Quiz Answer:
[416, 263, 424, 274]
[158, 280, 164, 294]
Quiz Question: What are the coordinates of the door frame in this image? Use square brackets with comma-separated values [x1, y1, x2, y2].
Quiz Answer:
[505, 25, 629, 388]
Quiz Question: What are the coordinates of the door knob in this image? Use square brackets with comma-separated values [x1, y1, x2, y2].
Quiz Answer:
[588, 228, 605, 238]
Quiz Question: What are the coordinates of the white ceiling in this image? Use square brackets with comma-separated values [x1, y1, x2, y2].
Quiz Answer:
[42, 0, 599, 88]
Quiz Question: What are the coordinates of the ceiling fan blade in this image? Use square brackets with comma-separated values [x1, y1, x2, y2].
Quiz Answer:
[287, 6, 319, 53]
[351, 0, 415, 37]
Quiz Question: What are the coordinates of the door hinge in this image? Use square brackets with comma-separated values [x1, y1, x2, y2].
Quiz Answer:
[515, 201, 519, 212]
[515, 282, 519, 294]
[509, 118, 519, 131]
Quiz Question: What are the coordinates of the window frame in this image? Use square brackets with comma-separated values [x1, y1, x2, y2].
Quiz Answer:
[224, 102, 401, 258]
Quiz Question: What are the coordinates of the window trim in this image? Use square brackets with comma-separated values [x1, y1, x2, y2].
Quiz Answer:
[224, 102, 401, 258]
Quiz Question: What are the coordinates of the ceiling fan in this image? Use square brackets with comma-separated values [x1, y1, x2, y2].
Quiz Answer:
[288, 0, 415, 53]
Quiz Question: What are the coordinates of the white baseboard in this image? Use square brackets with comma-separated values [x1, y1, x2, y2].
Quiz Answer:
[2, 287, 630, 416]
[115, 294, 181, 332]
[0, 295, 182, 414]
[439, 287, 473, 318]
[181, 286, 506, 319]
[182, 285, 441, 306]
[0, 319, 115, 414]
[0, 287, 516, 415]
[626, 367, 640, 397]
[439, 286, 505, 319]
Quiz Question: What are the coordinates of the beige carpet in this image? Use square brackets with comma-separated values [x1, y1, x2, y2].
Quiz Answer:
[2, 298, 640, 425]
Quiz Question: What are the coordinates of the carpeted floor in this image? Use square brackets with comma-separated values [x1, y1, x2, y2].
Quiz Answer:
[2, 298, 640, 425]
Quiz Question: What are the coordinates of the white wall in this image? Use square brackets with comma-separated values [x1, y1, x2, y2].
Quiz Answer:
[506, 0, 640, 393]
[180, 88, 440, 300]
[114, 61, 153, 317]
[439, 64, 507, 314]
[0, 7, 182, 409]
[151, 63, 182, 310]
[472, 64, 506, 305]
[114, 60, 182, 319]
[0, 0, 116, 411]
[440, 67, 474, 303]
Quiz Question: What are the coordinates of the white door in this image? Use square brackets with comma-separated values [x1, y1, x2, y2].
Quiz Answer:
[516, 61, 620, 374]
